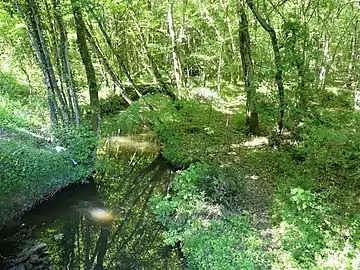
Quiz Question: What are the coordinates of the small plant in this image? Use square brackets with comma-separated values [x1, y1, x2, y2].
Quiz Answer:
[272, 187, 360, 268]
[151, 163, 269, 269]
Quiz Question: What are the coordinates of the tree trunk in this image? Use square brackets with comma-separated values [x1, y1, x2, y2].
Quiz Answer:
[29, 0, 70, 126]
[168, 0, 183, 97]
[53, 0, 81, 128]
[89, 9, 141, 98]
[71, 0, 100, 135]
[132, 14, 177, 100]
[246, 0, 285, 134]
[318, 37, 329, 91]
[352, 21, 360, 110]
[15, 0, 59, 126]
[238, 2, 260, 135]
[84, 26, 133, 105]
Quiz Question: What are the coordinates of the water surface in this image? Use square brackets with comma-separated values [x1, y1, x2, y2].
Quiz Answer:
[0, 134, 182, 269]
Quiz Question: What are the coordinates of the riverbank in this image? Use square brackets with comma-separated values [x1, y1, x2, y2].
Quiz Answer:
[111, 92, 360, 269]
[0, 125, 94, 229]
[1, 132, 182, 269]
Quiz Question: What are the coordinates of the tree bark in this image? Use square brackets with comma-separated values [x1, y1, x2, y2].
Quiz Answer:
[84, 26, 133, 105]
[318, 36, 329, 91]
[29, 0, 70, 126]
[53, 0, 81, 128]
[71, 0, 100, 134]
[88, 9, 142, 98]
[15, 0, 59, 126]
[246, 0, 285, 134]
[238, 2, 260, 135]
[131, 13, 177, 100]
[168, 0, 183, 97]
[352, 21, 360, 110]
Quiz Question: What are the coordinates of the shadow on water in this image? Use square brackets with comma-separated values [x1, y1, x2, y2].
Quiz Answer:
[0, 134, 182, 269]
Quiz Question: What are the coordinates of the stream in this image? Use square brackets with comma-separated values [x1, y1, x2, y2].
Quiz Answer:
[0, 134, 182, 269]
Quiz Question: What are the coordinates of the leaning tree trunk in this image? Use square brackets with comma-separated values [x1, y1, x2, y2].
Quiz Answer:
[29, 0, 70, 126]
[71, 0, 100, 135]
[15, 0, 59, 126]
[238, 2, 260, 135]
[246, 0, 285, 134]
[53, 0, 81, 128]
[88, 8, 141, 98]
[132, 13, 177, 100]
[84, 26, 133, 105]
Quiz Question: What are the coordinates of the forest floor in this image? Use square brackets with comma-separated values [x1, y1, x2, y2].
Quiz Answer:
[104, 86, 360, 269]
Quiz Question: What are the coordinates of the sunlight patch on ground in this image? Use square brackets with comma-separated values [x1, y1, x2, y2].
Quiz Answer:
[212, 93, 245, 115]
[245, 175, 259, 180]
[316, 242, 360, 269]
[239, 137, 269, 148]
[186, 86, 246, 115]
[325, 86, 341, 95]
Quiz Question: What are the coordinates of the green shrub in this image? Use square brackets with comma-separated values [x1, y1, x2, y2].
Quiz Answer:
[151, 163, 268, 269]
[53, 127, 97, 165]
[100, 94, 128, 114]
[272, 187, 360, 268]
[183, 215, 268, 270]
[0, 71, 30, 102]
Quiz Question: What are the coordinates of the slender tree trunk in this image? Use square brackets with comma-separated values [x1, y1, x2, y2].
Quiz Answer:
[238, 2, 260, 135]
[29, 0, 70, 126]
[19, 62, 33, 94]
[246, 0, 285, 134]
[53, 0, 81, 128]
[71, 0, 100, 135]
[168, 0, 183, 97]
[318, 37, 329, 91]
[88, 9, 141, 98]
[201, 3, 224, 93]
[15, 0, 59, 126]
[352, 21, 360, 110]
[132, 14, 177, 100]
[84, 26, 133, 104]
[217, 45, 223, 94]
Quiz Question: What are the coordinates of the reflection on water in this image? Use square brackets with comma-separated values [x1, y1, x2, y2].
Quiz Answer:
[0, 134, 182, 269]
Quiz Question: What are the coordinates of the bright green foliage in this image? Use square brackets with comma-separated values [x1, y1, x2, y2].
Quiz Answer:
[0, 139, 92, 226]
[292, 111, 360, 188]
[183, 216, 267, 270]
[0, 71, 94, 227]
[272, 187, 360, 268]
[53, 127, 97, 165]
[2, 0, 360, 267]
[99, 94, 128, 114]
[151, 163, 269, 269]
[113, 93, 243, 167]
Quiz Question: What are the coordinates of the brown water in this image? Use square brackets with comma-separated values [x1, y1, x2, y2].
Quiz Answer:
[0, 135, 182, 269]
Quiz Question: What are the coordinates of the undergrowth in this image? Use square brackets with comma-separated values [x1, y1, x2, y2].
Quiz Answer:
[151, 163, 270, 269]
[0, 73, 95, 228]
[109, 90, 360, 268]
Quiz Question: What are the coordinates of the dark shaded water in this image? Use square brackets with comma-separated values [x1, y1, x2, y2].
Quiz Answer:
[0, 135, 182, 269]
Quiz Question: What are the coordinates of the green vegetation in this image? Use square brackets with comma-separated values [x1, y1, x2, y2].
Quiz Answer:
[0, 71, 94, 227]
[151, 163, 268, 269]
[1, 0, 360, 268]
